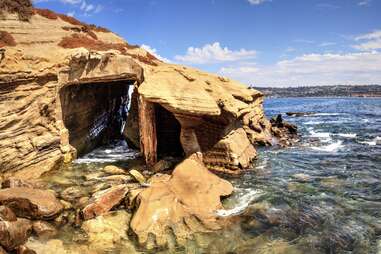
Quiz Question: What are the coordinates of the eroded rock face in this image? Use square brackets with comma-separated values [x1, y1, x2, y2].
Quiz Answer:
[0, 188, 63, 220]
[0, 218, 32, 251]
[82, 184, 128, 220]
[131, 155, 233, 247]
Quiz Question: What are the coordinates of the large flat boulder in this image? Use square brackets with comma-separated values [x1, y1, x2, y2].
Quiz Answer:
[0, 188, 63, 220]
[130, 155, 233, 247]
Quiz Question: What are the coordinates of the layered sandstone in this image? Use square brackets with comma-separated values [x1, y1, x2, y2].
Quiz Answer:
[0, 3, 291, 178]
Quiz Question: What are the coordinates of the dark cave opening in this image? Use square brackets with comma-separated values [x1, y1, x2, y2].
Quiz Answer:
[155, 104, 184, 158]
[60, 81, 133, 157]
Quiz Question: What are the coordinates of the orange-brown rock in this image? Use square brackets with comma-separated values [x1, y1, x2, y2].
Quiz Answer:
[0, 218, 32, 251]
[0, 188, 63, 220]
[82, 184, 128, 220]
[0, 2, 294, 179]
[130, 155, 233, 247]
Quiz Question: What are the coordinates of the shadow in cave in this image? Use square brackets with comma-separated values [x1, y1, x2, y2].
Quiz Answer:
[155, 104, 184, 159]
[60, 80, 134, 157]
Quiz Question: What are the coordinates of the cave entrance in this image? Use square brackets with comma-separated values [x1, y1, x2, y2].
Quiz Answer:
[155, 104, 184, 158]
[59, 80, 134, 157]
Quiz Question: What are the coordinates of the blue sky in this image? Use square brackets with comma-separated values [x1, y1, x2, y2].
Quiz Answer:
[33, 0, 381, 86]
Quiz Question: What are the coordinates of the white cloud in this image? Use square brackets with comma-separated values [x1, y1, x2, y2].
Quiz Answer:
[174, 42, 257, 64]
[319, 42, 336, 47]
[247, 0, 271, 5]
[353, 30, 381, 51]
[219, 51, 381, 86]
[141, 44, 171, 63]
[67, 11, 75, 17]
[358, 0, 371, 6]
[60, 0, 82, 4]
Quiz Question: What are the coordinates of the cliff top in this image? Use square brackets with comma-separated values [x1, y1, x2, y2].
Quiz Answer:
[0, 2, 262, 117]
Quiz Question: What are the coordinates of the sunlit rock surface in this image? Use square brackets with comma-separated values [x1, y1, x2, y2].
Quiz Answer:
[131, 155, 233, 247]
[0, 3, 288, 178]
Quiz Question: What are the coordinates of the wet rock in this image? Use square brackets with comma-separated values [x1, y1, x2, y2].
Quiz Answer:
[0, 218, 32, 251]
[77, 197, 90, 209]
[103, 165, 125, 175]
[15, 245, 36, 254]
[0, 188, 63, 220]
[286, 112, 315, 117]
[1, 179, 45, 189]
[0, 246, 6, 254]
[82, 185, 129, 220]
[84, 172, 104, 181]
[90, 183, 111, 194]
[292, 173, 313, 183]
[152, 159, 175, 173]
[59, 200, 72, 210]
[82, 210, 135, 252]
[102, 175, 132, 184]
[32, 221, 57, 239]
[60, 186, 85, 202]
[0, 206, 17, 221]
[129, 170, 146, 184]
[131, 155, 233, 247]
[25, 239, 67, 254]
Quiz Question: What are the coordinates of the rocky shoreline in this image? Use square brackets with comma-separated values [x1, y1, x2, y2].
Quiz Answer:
[0, 1, 299, 253]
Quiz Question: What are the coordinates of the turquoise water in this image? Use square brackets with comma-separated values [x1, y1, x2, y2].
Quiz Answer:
[36, 97, 381, 254]
[220, 97, 381, 254]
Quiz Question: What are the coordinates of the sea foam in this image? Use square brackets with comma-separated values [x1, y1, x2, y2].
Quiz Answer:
[216, 189, 264, 217]
[311, 141, 344, 152]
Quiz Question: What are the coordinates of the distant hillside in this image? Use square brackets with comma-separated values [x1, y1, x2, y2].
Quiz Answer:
[253, 85, 381, 98]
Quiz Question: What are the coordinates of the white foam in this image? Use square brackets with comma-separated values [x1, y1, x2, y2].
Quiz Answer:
[311, 141, 344, 152]
[216, 189, 264, 217]
[337, 133, 357, 138]
[359, 136, 380, 146]
[314, 113, 343, 116]
[304, 121, 323, 125]
[309, 130, 331, 138]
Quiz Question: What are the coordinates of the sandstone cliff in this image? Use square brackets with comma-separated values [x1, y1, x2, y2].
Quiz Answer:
[0, 3, 292, 179]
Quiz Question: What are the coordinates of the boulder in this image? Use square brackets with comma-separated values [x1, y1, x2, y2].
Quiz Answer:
[60, 186, 86, 202]
[131, 155, 233, 247]
[0, 188, 63, 220]
[129, 170, 146, 184]
[0, 206, 17, 221]
[82, 185, 128, 220]
[102, 165, 125, 175]
[0, 218, 32, 251]
[15, 245, 36, 254]
[32, 221, 57, 239]
[81, 210, 135, 252]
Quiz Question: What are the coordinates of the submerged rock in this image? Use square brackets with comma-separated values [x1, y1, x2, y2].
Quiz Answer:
[60, 186, 86, 202]
[32, 221, 57, 240]
[0, 218, 32, 251]
[131, 155, 233, 247]
[0, 206, 17, 221]
[0, 188, 63, 220]
[81, 210, 136, 253]
[82, 185, 128, 220]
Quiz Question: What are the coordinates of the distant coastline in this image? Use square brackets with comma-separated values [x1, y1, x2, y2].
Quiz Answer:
[252, 85, 381, 98]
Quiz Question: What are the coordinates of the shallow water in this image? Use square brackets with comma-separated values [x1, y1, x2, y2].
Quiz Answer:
[31, 97, 381, 254]
[219, 97, 381, 254]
